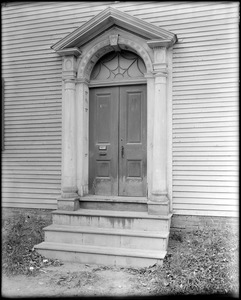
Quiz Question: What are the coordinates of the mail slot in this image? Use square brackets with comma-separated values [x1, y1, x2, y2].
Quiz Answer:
[98, 145, 107, 150]
[99, 152, 107, 156]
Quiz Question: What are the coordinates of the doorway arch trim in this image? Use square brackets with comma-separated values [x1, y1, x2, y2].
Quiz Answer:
[53, 7, 177, 214]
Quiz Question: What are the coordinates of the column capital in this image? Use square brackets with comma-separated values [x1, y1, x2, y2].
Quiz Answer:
[153, 70, 168, 78]
[151, 46, 168, 74]
[62, 55, 78, 80]
[76, 77, 90, 85]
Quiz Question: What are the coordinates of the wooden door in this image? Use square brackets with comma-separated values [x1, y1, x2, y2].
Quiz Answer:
[89, 85, 147, 196]
[119, 85, 147, 196]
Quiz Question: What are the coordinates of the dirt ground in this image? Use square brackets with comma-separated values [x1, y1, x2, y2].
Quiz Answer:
[2, 262, 156, 297]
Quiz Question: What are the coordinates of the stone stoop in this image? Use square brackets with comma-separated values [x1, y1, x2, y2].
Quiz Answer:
[35, 197, 172, 268]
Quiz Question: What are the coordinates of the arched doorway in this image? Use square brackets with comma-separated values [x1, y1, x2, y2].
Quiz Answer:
[52, 6, 177, 213]
[88, 51, 147, 196]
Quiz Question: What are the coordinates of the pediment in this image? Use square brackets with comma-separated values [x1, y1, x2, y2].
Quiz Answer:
[51, 7, 177, 54]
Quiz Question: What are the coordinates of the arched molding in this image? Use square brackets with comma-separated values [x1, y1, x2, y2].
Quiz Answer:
[77, 36, 153, 80]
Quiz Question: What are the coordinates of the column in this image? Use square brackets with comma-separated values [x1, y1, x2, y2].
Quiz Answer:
[58, 55, 79, 211]
[148, 46, 169, 215]
[145, 74, 155, 200]
[76, 79, 89, 196]
[152, 72, 168, 199]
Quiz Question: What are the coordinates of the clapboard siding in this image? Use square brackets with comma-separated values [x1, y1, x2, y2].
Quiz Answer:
[2, 1, 239, 215]
[169, 1, 238, 216]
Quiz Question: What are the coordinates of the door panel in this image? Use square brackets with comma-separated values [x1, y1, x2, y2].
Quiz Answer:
[119, 86, 147, 196]
[89, 85, 147, 196]
[89, 87, 118, 195]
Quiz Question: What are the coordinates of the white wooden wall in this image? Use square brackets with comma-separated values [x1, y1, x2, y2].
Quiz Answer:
[2, 1, 239, 215]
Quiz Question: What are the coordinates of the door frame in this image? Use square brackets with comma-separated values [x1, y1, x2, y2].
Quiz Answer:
[56, 28, 175, 214]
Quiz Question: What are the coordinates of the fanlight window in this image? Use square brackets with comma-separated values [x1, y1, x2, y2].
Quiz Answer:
[90, 50, 146, 81]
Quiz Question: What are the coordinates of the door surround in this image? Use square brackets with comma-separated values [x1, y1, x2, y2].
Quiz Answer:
[51, 7, 177, 214]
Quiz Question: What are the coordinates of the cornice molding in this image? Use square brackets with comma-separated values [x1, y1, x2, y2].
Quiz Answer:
[51, 7, 177, 52]
[54, 47, 82, 57]
[147, 39, 177, 49]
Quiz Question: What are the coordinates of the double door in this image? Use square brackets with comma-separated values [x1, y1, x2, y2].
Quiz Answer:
[89, 85, 147, 196]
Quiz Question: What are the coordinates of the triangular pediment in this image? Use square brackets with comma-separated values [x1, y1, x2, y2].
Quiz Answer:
[51, 7, 177, 53]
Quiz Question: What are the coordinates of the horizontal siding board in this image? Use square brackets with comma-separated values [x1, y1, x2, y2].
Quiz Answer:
[173, 100, 238, 107]
[173, 107, 237, 114]
[173, 198, 238, 205]
[173, 72, 238, 83]
[173, 93, 238, 101]
[173, 170, 238, 176]
[5, 110, 61, 117]
[173, 133, 237, 139]
[5, 124, 61, 130]
[173, 181, 238, 187]
[173, 48, 238, 58]
[2, 187, 60, 194]
[173, 147, 238, 153]
[5, 129, 62, 133]
[2, 193, 59, 199]
[173, 126, 238, 133]
[173, 121, 238, 129]
[173, 192, 238, 200]
[173, 176, 238, 182]
[158, 21, 238, 35]
[173, 185, 238, 193]
[172, 210, 238, 217]
[172, 112, 238, 119]
[5, 116, 61, 122]
[172, 117, 238, 125]
[2, 180, 61, 185]
[4, 80, 62, 87]
[4, 120, 61, 126]
[5, 101, 61, 108]
[5, 97, 62, 103]
[173, 156, 238, 162]
[173, 67, 238, 77]
[2, 182, 60, 189]
[3, 170, 60, 176]
[173, 165, 238, 171]
[173, 153, 238, 158]
[173, 59, 238, 68]
[2, 173, 60, 179]
[2, 162, 61, 167]
[2, 198, 58, 205]
[173, 204, 237, 211]
[1, 203, 57, 209]
[2, 166, 61, 171]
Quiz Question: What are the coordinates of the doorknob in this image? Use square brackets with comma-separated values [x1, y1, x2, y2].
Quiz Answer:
[121, 146, 124, 158]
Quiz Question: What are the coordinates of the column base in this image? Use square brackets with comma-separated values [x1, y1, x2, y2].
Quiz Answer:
[57, 196, 80, 211]
[147, 194, 169, 215]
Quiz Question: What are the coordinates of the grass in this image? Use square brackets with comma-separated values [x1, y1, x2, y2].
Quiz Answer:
[2, 212, 239, 295]
[2, 212, 61, 276]
[140, 227, 239, 295]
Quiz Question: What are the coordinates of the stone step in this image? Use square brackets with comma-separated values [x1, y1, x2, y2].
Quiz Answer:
[44, 224, 169, 251]
[34, 242, 166, 268]
[79, 195, 148, 212]
[52, 209, 172, 231]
